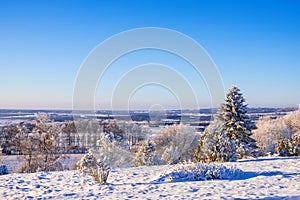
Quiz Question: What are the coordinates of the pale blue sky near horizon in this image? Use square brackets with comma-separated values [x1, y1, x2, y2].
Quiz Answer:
[0, 0, 299, 109]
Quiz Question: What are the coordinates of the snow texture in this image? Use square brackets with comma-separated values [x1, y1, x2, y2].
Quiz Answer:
[0, 156, 299, 199]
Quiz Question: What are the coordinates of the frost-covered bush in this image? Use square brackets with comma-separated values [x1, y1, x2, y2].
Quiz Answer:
[0, 165, 9, 175]
[77, 150, 110, 184]
[134, 140, 162, 166]
[154, 124, 199, 164]
[77, 131, 134, 184]
[253, 116, 293, 155]
[283, 106, 300, 133]
[194, 122, 238, 163]
[157, 162, 242, 182]
[97, 133, 134, 168]
[289, 131, 300, 155]
[273, 107, 300, 156]
[274, 131, 300, 156]
[253, 107, 300, 156]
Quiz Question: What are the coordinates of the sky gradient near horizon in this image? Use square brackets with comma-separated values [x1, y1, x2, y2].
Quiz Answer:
[0, 0, 299, 109]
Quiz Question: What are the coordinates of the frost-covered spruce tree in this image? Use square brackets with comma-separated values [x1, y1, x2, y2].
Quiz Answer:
[195, 86, 257, 162]
[216, 86, 257, 158]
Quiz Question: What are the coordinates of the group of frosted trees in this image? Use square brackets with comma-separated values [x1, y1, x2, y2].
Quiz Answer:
[82, 85, 299, 180]
[133, 85, 299, 167]
[79, 85, 260, 183]
[253, 106, 300, 156]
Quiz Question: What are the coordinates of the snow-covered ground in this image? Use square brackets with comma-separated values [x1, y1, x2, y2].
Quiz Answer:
[0, 156, 299, 199]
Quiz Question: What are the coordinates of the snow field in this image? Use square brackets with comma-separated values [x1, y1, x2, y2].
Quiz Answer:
[0, 156, 299, 199]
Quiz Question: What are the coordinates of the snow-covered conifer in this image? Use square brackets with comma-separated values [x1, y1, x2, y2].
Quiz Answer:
[216, 86, 257, 158]
[195, 86, 257, 162]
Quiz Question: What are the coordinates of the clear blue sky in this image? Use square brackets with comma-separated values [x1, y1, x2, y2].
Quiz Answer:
[0, 0, 299, 109]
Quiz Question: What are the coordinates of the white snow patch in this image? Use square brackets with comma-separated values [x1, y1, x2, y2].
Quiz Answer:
[0, 156, 299, 199]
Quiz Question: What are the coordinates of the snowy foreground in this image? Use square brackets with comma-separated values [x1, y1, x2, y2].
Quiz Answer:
[1, 157, 300, 199]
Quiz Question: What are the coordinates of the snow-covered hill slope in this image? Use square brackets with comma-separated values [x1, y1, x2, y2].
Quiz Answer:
[0, 156, 299, 199]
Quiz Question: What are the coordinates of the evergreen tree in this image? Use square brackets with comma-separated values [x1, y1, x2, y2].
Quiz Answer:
[217, 86, 257, 158]
[195, 85, 257, 162]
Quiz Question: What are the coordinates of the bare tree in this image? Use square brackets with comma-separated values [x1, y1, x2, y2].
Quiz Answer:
[14, 113, 63, 173]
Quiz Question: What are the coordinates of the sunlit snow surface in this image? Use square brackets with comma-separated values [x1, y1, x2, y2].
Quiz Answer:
[0, 156, 299, 199]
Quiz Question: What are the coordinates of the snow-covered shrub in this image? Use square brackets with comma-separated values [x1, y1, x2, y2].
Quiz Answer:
[77, 150, 110, 184]
[272, 107, 300, 156]
[157, 162, 242, 182]
[134, 139, 162, 166]
[0, 165, 9, 175]
[274, 131, 300, 156]
[194, 122, 238, 163]
[289, 131, 300, 155]
[253, 116, 293, 155]
[283, 106, 300, 133]
[154, 124, 199, 164]
[97, 132, 134, 168]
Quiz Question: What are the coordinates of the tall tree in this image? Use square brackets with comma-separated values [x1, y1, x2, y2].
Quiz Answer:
[195, 85, 257, 162]
[219, 86, 257, 158]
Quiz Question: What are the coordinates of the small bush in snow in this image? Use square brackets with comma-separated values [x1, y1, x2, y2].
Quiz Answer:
[0, 165, 9, 175]
[157, 162, 242, 182]
[252, 116, 293, 155]
[77, 150, 110, 184]
[96, 133, 134, 168]
[154, 124, 199, 164]
[134, 139, 162, 166]
[194, 122, 238, 163]
[274, 131, 300, 156]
